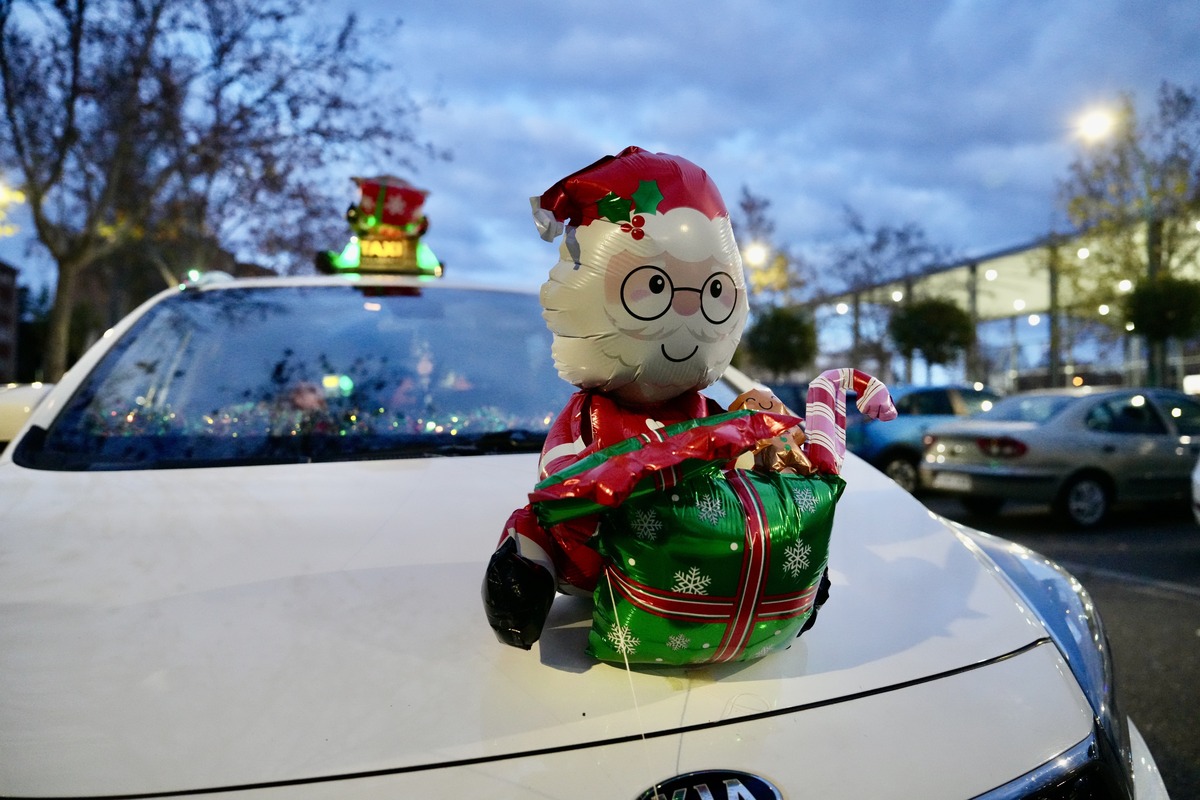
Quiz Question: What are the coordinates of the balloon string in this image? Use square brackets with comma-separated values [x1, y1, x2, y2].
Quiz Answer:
[605, 573, 662, 792]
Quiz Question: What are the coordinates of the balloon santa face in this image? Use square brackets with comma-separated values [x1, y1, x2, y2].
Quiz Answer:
[534, 147, 749, 405]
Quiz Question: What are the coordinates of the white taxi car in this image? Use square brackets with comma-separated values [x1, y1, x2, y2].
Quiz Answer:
[0, 272, 1168, 799]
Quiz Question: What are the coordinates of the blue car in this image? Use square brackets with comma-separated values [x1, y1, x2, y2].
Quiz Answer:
[847, 384, 1000, 493]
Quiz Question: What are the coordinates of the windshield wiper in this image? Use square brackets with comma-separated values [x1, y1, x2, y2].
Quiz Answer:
[302, 432, 545, 462]
[426, 429, 546, 456]
[16, 428, 549, 470]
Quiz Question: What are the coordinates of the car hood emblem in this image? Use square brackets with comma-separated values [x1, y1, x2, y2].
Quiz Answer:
[637, 770, 783, 799]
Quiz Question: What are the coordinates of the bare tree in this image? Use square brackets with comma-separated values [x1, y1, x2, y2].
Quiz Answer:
[831, 206, 954, 291]
[829, 207, 956, 379]
[0, 0, 443, 379]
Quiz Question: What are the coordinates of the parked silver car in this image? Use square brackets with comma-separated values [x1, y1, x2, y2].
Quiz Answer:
[920, 387, 1200, 527]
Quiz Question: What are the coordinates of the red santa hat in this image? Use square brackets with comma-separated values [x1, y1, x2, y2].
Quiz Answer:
[531, 146, 730, 242]
[354, 175, 428, 227]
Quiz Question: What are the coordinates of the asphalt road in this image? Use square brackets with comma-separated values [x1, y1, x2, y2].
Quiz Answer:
[922, 495, 1200, 800]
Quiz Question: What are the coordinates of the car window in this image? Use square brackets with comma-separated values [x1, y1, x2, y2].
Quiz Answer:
[16, 284, 576, 470]
[897, 390, 954, 416]
[1090, 395, 1167, 435]
[1084, 403, 1117, 432]
[1150, 391, 1200, 436]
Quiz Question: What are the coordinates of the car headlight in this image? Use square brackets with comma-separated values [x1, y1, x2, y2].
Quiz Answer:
[958, 527, 1134, 799]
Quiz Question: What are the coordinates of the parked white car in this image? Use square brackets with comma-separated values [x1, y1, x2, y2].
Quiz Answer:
[0, 273, 1168, 798]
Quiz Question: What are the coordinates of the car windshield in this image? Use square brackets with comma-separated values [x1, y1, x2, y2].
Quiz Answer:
[978, 393, 1076, 423]
[16, 283, 575, 470]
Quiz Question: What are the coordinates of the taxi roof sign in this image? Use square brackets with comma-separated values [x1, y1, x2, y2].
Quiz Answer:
[316, 175, 444, 277]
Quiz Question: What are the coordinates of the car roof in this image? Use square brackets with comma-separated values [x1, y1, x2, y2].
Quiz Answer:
[892, 383, 997, 393]
[1005, 386, 1173, 399]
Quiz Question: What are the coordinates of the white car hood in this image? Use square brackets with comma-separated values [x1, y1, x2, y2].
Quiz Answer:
[0, 454, 1054, 797]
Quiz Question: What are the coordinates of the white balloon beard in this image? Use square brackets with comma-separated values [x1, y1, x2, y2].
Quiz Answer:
[541, 214, 749, 406]
[548, 319, 744, 405]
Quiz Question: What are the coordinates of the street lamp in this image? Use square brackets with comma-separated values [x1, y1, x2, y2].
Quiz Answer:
[743, 243, 768, 268]
[1077, 108, 1117, 143]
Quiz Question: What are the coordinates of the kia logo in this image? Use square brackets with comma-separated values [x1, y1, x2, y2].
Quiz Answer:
[637, 770, 783, 800]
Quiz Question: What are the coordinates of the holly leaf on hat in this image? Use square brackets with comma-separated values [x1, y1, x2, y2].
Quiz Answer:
[631, 180, 663, 215]
[597, 192, 632, 223]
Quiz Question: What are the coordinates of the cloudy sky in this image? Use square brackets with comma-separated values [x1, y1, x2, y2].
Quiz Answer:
[4, 0, 1198, 296]
[352, 0, 1199, 291]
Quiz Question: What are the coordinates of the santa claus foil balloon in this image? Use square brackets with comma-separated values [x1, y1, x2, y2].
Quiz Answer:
[482, 147, 896, 666]
[534, 147, 748, 404]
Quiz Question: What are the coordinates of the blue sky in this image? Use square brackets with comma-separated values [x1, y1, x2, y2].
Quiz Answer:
[371, 0, 1200, 291]
[3, 0, 1199, 295]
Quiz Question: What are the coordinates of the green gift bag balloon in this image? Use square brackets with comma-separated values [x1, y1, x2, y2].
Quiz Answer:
[531, 411, 845, 666]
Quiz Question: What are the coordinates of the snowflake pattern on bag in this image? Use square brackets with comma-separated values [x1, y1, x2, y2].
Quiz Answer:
[783, 540, 812, 578]
[630, 508, 663, 541]
[607, 622, 641, 656]
[695, 493, 725, 525]
[672, 566, 713, 595]
[666, 634, 691, 651]
[792, 485, 818, 514]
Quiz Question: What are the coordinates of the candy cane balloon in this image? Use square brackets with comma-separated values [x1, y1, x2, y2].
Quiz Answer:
[805, 368, 897, 475]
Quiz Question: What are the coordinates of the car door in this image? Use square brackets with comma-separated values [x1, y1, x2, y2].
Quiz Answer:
[1150, 389, 1200, 479]
[1085, 393, 1188, 501]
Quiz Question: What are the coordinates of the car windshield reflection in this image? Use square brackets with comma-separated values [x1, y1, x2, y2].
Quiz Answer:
[16, 284, 575, 470]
